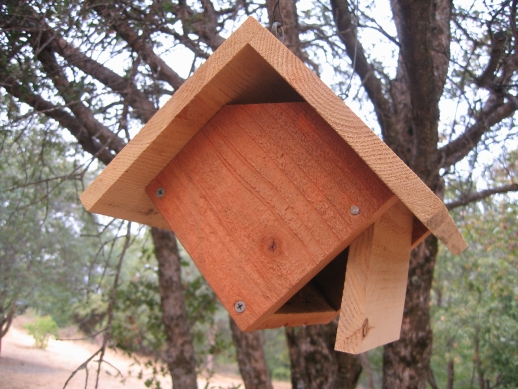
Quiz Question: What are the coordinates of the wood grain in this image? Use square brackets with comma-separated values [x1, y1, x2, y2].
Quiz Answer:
[147, 103, 394, 331]
[256, 246, 348, 329]
[334, 201, 414, 354]
[248, 27, 466, 255]
[81, 18, 466, 254]
[81, 17, 466, 256]
[411, 217, 432, 249]
[259, 282, 338, 329]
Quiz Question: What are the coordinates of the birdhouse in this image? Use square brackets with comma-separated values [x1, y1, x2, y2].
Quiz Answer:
[80, 17, 467, 354]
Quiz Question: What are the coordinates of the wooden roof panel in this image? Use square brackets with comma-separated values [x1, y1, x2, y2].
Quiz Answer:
[80, 17, 467, 255]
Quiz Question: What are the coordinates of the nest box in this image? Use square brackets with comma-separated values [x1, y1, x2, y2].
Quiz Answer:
[81, 17, 467, 354]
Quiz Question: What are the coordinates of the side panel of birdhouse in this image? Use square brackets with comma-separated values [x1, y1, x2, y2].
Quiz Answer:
[147, 102, 396, 331]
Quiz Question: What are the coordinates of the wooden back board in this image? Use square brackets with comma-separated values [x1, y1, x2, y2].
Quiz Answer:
[146, 102, 397, 331]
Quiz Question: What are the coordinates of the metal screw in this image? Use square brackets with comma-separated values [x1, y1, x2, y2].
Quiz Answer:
[234, 300, 246, 313]
[155, 187, 165, 198]
[350, 205, 360, 215]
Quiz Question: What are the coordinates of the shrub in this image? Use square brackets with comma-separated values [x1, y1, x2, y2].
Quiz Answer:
[24, 315, 59, 349]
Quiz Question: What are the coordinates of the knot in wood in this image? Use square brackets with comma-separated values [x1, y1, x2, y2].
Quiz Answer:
[362, 318, 370, 338]
[262, 235, 283, 258]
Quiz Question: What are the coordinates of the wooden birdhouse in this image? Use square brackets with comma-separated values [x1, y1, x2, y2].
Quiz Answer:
[80, 17, 467, 354]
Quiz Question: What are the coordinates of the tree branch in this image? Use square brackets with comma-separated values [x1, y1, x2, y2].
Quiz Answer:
[198, 0, 225, 49]
[21, 22, 127, 154]
[446, 183, 518, 210]
[51, 35, 156, 123]
[476, 30, 507, 89]
[87, 0, 185, 90]
[266, 0, 313, 67]
[5, 2, 157, 124]
[438, 99, 517, 168]
[0, 75, 115, 165]
[331, 0, 398, 149]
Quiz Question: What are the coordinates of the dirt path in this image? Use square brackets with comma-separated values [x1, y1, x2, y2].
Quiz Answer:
[0, 320, 289, 389]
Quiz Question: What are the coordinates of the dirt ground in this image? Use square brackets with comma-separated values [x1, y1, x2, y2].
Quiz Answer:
[0, 318, 290, 389]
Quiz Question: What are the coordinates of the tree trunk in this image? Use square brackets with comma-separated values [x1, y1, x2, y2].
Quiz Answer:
[151, 227, 198, 389]
[360, 352, 375, 389]
[229, 316, 274, 389]
[474, 328, 485, 389]
[0, 301, 16, 356]
[447, 360, 454, 389]
[286, 319, 362, 389]
[382, 236, 438, 389]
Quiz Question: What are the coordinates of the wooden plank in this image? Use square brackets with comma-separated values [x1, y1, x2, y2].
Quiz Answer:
[81, 16, 466, 256]
[334, 201, 414, 354]
[312, 247, 348, 311]
[411, 217, 432, 250]
[247, 27, 466, 255]
[146, 103, 395, 331]
[80, 20, 301, 230]
[258, 282, 338, 329]
[257, 246, 348, 329]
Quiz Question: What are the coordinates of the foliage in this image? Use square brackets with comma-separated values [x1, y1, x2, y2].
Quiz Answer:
[107, 238, 231, 362]
[262, 328, 290, 381]
[431, 198, 518, 388]
[111, 246, 166, 355]
[0, 118, 94, 328]
[24, 314, 59, 348]
[2, 0, 518, 387]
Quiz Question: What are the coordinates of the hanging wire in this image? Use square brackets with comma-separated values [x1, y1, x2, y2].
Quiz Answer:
[271, 0, 285, 43]
[343, 0, 359, 99]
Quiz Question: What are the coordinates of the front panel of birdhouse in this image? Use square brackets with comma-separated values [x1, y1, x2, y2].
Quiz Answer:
[146, 102, 396, 331]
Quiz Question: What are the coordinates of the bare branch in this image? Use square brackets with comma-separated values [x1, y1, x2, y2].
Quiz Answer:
[62, 348, 103, 389]
[52, 35, 156, 123]
[475, 30, 507, 89]
[446, 183, 518, 210]
[331, 0, 398, 149]
[439, 99, 517, 168]
[0, 75, 115, 165]
[87, 0, 185, 90]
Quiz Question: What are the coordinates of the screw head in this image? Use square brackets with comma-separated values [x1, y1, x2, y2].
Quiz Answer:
[155, 187, 165, 198]
[350, 205, 360, 215]
[234, 300, 246, 313]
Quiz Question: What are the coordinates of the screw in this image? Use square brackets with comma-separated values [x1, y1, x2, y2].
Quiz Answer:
[155, 187, 165, 198]
[234, 300, 246, 313]
[350, 205, 360, 215]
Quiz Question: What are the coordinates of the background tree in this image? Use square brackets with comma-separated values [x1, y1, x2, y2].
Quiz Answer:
[431, 152, 518, 389]
[0, 115, 108, 354]
[1, 0, 517, 388]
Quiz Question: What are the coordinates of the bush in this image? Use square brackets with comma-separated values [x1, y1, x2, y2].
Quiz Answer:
[24, 315, 59, 349]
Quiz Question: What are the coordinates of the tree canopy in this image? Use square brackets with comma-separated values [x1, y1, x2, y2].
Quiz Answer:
[1, 0, 517, 388]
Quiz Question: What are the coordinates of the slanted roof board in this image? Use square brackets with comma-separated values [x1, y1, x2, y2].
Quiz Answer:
[80, 17, 466, 255]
